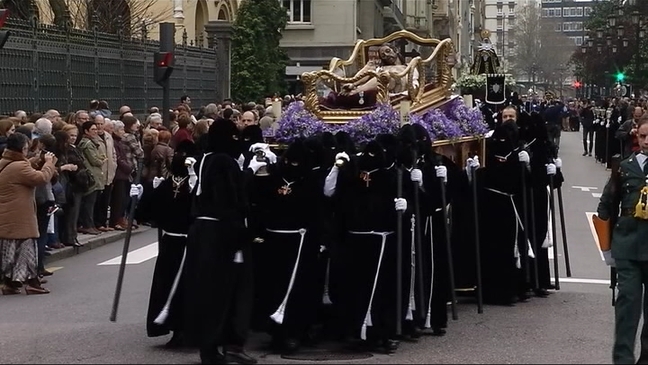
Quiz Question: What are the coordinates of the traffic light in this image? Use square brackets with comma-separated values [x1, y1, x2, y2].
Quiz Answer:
[153, 52, 174, 86]
[573, 80, 582, 88]
[0, 9, 11, 49]
[616, 72, 625, 83]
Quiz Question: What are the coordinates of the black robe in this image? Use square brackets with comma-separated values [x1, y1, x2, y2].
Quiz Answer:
[183, 153, 255, 353]
[146, 177, 192, 338]
[476, 148, 525, 305]
[250, 164, 325, 340]
[333, 163, 401, 342]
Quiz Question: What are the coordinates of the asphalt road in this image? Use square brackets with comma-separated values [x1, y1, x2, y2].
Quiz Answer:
[0, 131, 618, 364]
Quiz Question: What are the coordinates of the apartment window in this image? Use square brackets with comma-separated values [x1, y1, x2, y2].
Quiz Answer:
[584, 7, 592, 17]
[508, 18, 515, 26]
[508, 5, 514, 14]
[282, 0, 312, 23]
[497, 19, 503, 29]
[562, 22, 583, 32]
[562, 7, 584, 17]
[544, 8, 561, 17]
[554, 22, 562, 32]
[497, 5, 502, 14]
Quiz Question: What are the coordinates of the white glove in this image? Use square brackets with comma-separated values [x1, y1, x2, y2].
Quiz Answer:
[518, 151, 530, 164]
[130, 184, 144, 199]
[606, 121, 611, 129]
[394, 198, 408, 211]
[468, 156, 480, 169]
[335, 152, 350, 165]
[248, 158, 267, 174]
[263, 150, 278, 164]
[546, 163, 557, 175]
[618, 116, 622, 123]
[184, 157, 197, 168]
[435, 165, 448, 183]
[152, 177, 165, 189]
[249, 143, 269, 152]
[602, 250, 615, 267]
[410, 168, 423, 186]
[554, 158, 562, 169]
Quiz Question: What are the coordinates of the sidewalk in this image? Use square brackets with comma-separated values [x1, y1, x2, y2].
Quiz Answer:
[46, 226, 152, 263]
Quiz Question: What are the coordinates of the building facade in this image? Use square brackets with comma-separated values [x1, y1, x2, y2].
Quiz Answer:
[540, 0, 594, 48]
[482, 0, 536, 71]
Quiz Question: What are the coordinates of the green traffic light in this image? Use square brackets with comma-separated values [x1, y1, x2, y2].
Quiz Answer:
[616, 72, 625, 82]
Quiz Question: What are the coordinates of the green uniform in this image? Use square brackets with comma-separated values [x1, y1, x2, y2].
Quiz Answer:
[598, 152, 648, 364]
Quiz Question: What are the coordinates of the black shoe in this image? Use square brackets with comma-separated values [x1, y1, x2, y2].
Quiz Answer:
[432, 327, 447, 336]
[534, 289, 550, 297]
[200, 351, 227, 365]
[588, 153, 592, 156]
[226, 350, 257, 364]
[583, 152, 588, 156]
[383, 339, 399, 354]
[281, 338, 300, 355]
[164, 331, 184, 349]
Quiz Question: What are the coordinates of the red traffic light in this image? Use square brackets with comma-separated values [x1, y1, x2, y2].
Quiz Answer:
[157, 52, 173, 67]
[573, 81, 582, 88]
[0, 9, 9, 28]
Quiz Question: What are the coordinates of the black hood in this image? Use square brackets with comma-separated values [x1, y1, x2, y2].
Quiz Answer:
[412, 123, 433, 159]
[241, 124, 263, 152]
[375, 133, 399, 167]
[335, 131, 357, 155]
[320, 132, 338, 166]
[280, 138, 310, 181]
[207, 118, 242, 158]
[304, 135, 325, 170]
[171, 140, 197, 177]
[396, 124, 417, 167]
[358, 140, 387, 171]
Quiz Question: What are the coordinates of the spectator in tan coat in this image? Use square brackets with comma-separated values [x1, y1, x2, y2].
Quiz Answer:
[0, 133, 56, 295]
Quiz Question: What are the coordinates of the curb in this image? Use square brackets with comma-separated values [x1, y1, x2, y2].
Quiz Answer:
[46, 227, 152, 264]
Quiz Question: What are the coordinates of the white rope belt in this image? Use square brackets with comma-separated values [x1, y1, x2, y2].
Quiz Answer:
[348, 230, 394, 340]
[162, 230, 188, 238]
[266, 228, 308, 325]
[423, 216, 435, 328]
[196, 216, 220, 222]
[406, 214, 416, 321]
[485, 188, 535, 268]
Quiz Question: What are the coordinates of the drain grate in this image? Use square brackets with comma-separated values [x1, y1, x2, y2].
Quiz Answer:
[281, 348, 373, 361]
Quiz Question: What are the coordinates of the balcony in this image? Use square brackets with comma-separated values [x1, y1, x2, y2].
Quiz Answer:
[405, 15, 431, 36]
[384, 1, 407, 30]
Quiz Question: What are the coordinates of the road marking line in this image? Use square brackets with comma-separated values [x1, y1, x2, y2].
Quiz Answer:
[592, 192, 602, 198]
[585, 212, 605, 261]
[45, 266, 63, 273]
[551, 277, 610, 285]
[572, 185, 598, 192]
[98, 242, 159, 266]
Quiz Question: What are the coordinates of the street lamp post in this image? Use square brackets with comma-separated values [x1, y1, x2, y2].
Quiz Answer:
[581, 0, 646, 93]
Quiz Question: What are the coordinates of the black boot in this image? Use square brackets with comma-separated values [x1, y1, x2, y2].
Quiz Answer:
[225, 347, 257, 364]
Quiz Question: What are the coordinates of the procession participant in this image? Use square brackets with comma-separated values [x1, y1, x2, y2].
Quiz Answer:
[325, 139, 408, 354]
[409, 123, 470, 335]
[597, 117, 648, 364]
[145, 140, 196, 348]
[184, 118, 266, 365]
[476, 118, 529, 306]
[250, 138, 326, 355]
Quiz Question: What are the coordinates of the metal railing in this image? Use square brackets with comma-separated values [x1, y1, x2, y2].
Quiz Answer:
[0, 16, 221, 116]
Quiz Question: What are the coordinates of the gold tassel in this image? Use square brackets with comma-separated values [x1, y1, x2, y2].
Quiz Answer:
[634, 186, 648, 220]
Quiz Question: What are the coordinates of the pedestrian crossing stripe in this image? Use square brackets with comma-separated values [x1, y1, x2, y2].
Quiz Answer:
[45, 266, 63, 273]
[97, 242, 159, 266]
[592, 193, 602, 198]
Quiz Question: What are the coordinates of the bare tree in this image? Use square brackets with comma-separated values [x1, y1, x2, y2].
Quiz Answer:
[511, 3, 576, 87]
[41, 0, 170, 38]
[1, 0, 39, 21]
[536, 17, 576, 90]
[511, 3, 543, 82]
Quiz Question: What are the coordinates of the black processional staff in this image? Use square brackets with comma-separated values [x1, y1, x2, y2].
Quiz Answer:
[528, 182, 540, 291]
[520, 151, 531, 286]
[435, 155, 458, 320]
[110, 158, 145, 322]
[411, 150, 427, 324]
[468, 154, 483, 314]
[547, 161, 560, 291]
[554, 158, 572, 277]
[396, 165, 404, 336]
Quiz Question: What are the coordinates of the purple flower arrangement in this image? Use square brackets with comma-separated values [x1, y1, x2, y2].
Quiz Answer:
[339, 103, 401, 145]
[272, 99, 487, 145]
[439, 97, 489, 136]
[274, 101, 329, 143]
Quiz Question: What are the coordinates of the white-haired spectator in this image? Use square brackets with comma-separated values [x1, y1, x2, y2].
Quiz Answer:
[34, 118, 53, 138]
[147, 114, 163, 130]
[43, 109, 62, 124]
[14, 110, 27, 120]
